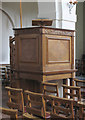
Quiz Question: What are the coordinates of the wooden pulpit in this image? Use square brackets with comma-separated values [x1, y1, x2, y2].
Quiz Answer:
[10, 26, 76, 92]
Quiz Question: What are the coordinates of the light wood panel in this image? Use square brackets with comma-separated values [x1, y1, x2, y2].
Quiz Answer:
[47, 36, 71, 63]
[11, 27, 75, 92]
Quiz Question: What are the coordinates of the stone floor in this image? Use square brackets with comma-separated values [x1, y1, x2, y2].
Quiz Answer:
[76, 76, 85, 80]
[0, 84, 10, 119]
[2, 85, 9, 108]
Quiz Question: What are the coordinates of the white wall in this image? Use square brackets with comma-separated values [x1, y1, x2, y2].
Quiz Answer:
[0, 2, 2, 65]
[38, 1, 77, 30]
[0, 1, 2, 107]
[38, 2, 56, 27]
[1, 2, 38, 64]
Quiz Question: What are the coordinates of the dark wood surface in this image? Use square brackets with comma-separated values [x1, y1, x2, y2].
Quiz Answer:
[32, 19, 53, 26]
[10, 27, 75, 92]
[0, 107, 18, 119]
[24, 90, 47, 119]
[5, 87, 24, 113]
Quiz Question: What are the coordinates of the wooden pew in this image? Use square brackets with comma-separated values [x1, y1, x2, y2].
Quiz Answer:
[43, 95, 74, 119]
[73, 78, 85, 101]
[42, 82, 59, 96]
[23, 90, 50, 120]
[5, 87, 24, 118]
[0, 107, 18, 120]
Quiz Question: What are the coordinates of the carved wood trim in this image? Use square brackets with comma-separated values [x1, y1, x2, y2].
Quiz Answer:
[42, 28, 74, 36]
[14, 27, 74, 36]
[14, 28, 42, 36]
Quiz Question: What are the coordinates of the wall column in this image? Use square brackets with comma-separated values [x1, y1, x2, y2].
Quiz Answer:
[59, 0, 77, 72]
[0, 0, 2, 108]
[38, 0, 77, 29]
[0, 1, 2, 64]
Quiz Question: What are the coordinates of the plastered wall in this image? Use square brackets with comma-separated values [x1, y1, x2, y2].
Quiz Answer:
[1, 2, 38, 64]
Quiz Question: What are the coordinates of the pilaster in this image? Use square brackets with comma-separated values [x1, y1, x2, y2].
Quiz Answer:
[0, 1, 2, 64]
[38, 0, 77, 30]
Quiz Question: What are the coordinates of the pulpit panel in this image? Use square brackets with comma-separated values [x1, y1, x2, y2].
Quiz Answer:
[11, 27, 76, 91]
[16, 34, 42, 72]
[43, 35, 72, 72]
[19, 36, 39, 64]
[47, 36, 71, 63]
[47, 37, 70, 63]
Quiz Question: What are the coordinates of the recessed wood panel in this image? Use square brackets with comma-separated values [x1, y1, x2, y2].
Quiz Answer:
[19, 37, 39, 63]
[12, 27, 75, 91]
[47, 37, 71, 64]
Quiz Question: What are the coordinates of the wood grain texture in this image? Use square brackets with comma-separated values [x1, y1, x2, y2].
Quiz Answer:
[19, 35, 39, 64]
[62, 84, 81, 101]
[11, 27, 75, 92]
[5, 86, 24, 113]
[0, 107, 18, 119]
[43, 95, 74, 119]
[24, 90, 50, 119]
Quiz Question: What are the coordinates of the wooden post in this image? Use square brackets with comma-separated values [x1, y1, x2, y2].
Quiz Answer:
[63, 79, 68, 85]
[20, 0, 22, 28]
